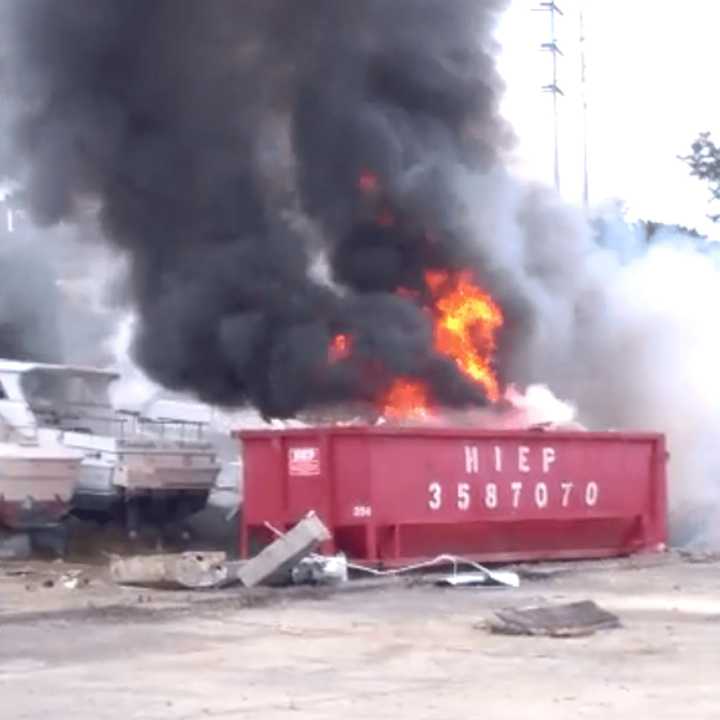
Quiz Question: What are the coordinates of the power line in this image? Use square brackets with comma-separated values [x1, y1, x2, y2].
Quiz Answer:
[534, 2, 564, 192]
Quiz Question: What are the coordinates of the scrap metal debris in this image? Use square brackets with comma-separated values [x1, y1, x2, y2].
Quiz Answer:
[291, 553, 348, 586]
[107, 515, 331, 591]
[60, 570, 91, 589]
[238, 513, 332, 588]
[436, 569, 519, 588]
[488, 600, 620, 638]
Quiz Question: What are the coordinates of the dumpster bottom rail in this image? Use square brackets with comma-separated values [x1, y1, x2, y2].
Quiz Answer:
[242, 515, 664, 567]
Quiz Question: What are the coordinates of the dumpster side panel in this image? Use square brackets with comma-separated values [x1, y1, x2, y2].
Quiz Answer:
[368, 434, 651, 522]
[242, 436, 285, 526]
[238, 428, 667, 564]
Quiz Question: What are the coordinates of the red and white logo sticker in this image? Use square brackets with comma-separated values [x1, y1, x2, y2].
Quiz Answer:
[288, 447, 320, 476]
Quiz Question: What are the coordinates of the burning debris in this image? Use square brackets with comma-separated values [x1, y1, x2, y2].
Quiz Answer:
[332, 266, 504, 420]
[383, 379, 431, 422]
[427, 270, 503, 401]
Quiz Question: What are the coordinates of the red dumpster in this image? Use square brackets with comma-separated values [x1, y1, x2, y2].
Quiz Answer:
[237, 427, 667, 565]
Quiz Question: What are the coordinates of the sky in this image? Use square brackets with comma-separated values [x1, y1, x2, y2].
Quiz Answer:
[496, 0, 720, 237]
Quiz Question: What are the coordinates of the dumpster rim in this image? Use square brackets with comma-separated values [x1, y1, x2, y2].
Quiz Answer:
[233, 426, 666, 443]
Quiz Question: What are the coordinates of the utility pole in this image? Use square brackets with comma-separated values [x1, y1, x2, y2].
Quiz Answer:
[534, 2, 564, 193]
[579, 5, 589, 210]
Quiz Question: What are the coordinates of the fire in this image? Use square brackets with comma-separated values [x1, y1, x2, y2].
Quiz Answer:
[329, 333, 351, 363]
[426, 270, 503, 402]
[380, 270, 503, 417]
[335, 169, 505, 421]
[383, 378, 430, 420]
[328, 270, 503, 418]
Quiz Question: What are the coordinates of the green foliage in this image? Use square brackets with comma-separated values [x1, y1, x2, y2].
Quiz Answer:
[682, 132, 720, 222]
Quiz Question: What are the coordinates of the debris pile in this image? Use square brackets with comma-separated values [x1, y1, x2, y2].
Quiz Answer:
[104, 512, 526, 594]
[237, 514, 331, 588]
[488, 600, 621, 638]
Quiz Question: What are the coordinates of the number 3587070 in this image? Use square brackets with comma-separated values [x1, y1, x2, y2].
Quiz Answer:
[427, 481, 599, 511]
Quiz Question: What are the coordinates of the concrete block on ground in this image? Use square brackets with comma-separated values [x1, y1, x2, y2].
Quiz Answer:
[0, 532, 31, 560]
[110, 551, 228, 589]
[238, 514, 331, 588]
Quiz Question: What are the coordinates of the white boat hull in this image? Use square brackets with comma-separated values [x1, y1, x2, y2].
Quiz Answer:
[0, 445, 82, 529]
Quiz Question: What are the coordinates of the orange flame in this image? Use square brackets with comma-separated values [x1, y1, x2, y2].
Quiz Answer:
[328, 333, 351, 363]
[381, 270, 503, 418]
[383, 378, 430, 420]
[344, 166, 504, 420]
[427, 269, 503, 402]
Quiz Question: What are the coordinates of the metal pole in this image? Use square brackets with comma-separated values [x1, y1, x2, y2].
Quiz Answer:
[579, 6, 589, 209]
[535, 3, 564, 193]
[550, 8, 560, 192]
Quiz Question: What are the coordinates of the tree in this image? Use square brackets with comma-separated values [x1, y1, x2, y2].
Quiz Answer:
[642, 220, 702, 243]
[683, 132, 720, 222]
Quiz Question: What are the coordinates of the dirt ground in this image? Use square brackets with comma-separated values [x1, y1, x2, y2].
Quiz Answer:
[1, 552, 719, 719]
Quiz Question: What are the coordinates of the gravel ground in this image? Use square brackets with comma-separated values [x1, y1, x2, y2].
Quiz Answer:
[0, 552, 719, 719]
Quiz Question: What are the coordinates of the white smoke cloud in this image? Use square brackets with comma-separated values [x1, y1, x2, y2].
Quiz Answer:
[105, 313, 161, 412]
[591, 241, 720, 546]
[460, 166, 720, 546]
[504, 383, 577, 427]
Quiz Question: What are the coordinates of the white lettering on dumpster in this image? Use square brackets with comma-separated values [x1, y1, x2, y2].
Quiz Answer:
[518, 447, 530, 473]
[428, 482, 442, 510]
[465, 446, 479, 474]
[426, 479, 600, 511]
[534, 482, 548, 508]
[542, 447, 556, 473]
[457, 483, 471, 510]
[485, 483, 498, 509]
[494, 446, 502, 472]
[470, 445, 558, 475]
[419, 444, 605, 512]
[585, 481, 599, 507]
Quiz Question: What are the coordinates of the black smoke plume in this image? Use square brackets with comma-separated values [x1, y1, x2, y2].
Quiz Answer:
[0, 0, 510, 417]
